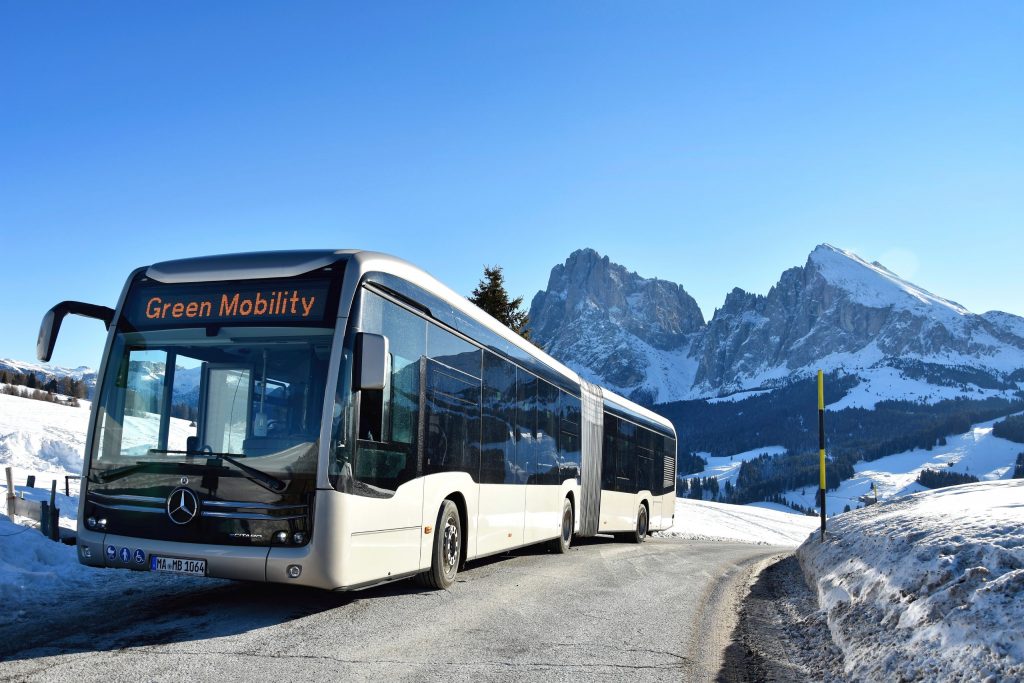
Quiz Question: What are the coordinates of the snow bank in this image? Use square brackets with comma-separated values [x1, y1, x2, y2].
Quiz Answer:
[0, 515, 97, 626]
[0, 513, 214, 627]
[657, 497, 818, 547]
[797, 480, 1024, 681]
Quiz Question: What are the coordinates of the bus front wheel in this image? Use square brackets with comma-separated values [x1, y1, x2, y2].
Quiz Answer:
[418, 499, 461, 590]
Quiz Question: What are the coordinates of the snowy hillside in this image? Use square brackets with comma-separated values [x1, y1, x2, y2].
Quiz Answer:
[798, 480, 1024, 681]
[688, 445, 787, 490]
[783, 412, 1023, 513]
[0, 358, 97, 396]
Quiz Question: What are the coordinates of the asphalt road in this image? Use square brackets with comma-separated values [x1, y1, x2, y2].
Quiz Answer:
[0, 537, 787, 682]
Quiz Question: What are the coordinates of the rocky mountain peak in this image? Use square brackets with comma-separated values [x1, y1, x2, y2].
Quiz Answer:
[528, 245, 1024, 407]
[527, 248, 705, 403]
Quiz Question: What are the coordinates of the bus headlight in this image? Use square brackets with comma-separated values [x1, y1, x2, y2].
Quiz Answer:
[292, 532, 307, 545]
[274, 531, 288, 544]
[86, 517, 97, 529]
[97, 518, 108, 530]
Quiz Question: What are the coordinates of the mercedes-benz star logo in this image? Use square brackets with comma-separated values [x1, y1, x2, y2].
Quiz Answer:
[166, 487, 199, 525]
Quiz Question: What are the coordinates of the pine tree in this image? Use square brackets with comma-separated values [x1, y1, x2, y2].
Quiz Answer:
[468, 265, 531, 339]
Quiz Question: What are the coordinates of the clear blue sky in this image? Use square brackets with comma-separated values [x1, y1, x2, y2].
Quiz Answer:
[2, 2, 1021, 369]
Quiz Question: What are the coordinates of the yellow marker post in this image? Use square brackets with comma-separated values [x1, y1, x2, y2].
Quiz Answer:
[817, 370, 826, 541]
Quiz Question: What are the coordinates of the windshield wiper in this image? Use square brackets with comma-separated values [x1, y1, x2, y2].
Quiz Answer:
[147, 449, 287, 493]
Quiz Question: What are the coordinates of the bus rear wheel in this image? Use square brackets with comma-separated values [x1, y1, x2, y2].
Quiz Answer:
[418, 499, 461, 590]
[630, 504, 648, 544]
[549, 498, 573, 554]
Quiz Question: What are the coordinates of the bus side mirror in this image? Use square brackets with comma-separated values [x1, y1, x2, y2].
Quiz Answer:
[356, 332, 390, 391]
[37, 301, 116, 362]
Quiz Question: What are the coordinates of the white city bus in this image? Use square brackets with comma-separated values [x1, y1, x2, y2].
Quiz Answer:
[38, 250, 677, 590]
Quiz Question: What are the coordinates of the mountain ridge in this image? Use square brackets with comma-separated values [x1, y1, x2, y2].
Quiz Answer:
[527, 244, 1024, 406]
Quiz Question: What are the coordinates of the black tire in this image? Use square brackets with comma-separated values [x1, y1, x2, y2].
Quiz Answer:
[549, 497, 573, 554]
[630, 504, 648, 544]
[418, 499, 461, 590]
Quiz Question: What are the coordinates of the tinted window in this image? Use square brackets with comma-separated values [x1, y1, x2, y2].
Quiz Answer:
[428, 324, 481, 379]
[530, 380, 560, 484]
[602, 413, 618, 490]
[423, 323, 481, 475]
[616, 420, 636, 492]
[559, 431, 581, 482]
[637, 445, 654, 493]
[481, 351, 516, 484]
[559, 393, 582, 480]
[351, 290, 426, 494]
[516, 370, 537, 484]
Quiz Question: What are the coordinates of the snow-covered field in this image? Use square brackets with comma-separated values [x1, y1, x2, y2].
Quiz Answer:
[690, 445, 787, 489]
[797, 480, 1024, 681]
[657, 497, 818, 547]
[784, 413, 1023, 513]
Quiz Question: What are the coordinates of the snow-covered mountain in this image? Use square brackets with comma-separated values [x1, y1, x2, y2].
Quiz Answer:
[0, 358, 97, 397]
[0, 358, 204, 406]
[528, 248, 705, 404]
[528, 244, 1024, 406]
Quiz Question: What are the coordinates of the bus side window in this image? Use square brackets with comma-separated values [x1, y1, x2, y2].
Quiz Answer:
[531, 379, 559, 484]
[423, 322, 481, 476]
[602, 413, 617, 490]
[349, 289, 427, 493]
[616, 419, 636, 493]
[481, 351, 515, 484]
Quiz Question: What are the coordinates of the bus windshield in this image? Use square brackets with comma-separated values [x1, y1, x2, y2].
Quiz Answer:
[91, 326, 333, 480]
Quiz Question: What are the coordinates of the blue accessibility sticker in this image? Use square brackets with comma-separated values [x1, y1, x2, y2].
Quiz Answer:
[105, 544, 116, 561]
[134, 549, 145, 565]
[119, 547, 131, 563]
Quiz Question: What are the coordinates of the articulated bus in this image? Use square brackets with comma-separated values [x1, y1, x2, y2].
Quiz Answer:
[38, 251, 677, 590]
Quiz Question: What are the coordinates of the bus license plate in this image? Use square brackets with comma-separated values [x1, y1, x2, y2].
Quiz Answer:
[150, 555, 207, 576]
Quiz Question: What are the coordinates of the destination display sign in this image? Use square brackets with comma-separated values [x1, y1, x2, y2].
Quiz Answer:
[124, 278, 334, 329]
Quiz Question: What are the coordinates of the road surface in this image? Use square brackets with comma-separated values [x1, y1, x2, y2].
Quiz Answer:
[0, 537, 787, 682]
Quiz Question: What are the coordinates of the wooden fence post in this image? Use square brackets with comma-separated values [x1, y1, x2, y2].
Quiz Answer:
[4, 467, 14, 519]
[49, 480, 59, 541]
